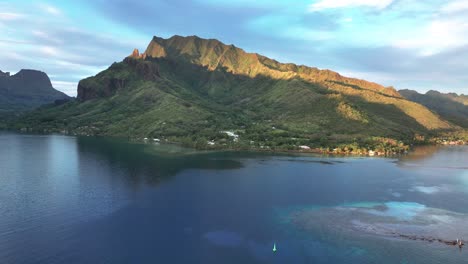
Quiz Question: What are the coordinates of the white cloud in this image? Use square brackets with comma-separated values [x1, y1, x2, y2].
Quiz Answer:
[343, 17, 353, 23]
[281, 26, 335, 41]
[0, 38, 31, 44]
[32, 30, 49, 38]
[51, 80, 77, 96]
[393, 18, 468, 56]
[0, 12, 25, 21]
[39, 46, 60, 56]
[3, 51, 30, 61]
[38, 4, 62, 16]
[441, 0, 468, 13]
[32, 30, 62, 44]
[308, 0, 394, 11]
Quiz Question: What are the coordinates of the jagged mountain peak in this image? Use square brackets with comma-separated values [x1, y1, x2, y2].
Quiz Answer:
[143, 35, 400, 97]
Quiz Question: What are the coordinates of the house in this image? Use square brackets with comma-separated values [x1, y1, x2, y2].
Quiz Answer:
[222, 131, 239, 142]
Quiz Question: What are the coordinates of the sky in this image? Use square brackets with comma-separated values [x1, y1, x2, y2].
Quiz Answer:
[1, 0, 468, 96]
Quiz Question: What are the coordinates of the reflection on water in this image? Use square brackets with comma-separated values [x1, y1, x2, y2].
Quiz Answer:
[76, 137, 245, 186]
[0, 133, 467, 263]
[399, 145, 442, 162]
[399, 145, 468, 170]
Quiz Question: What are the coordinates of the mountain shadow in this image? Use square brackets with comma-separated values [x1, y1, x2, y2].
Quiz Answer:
[400, 89, 468, 128]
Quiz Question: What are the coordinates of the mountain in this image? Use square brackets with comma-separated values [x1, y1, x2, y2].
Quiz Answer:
[0, 70, 10, 77]
[400, 89, 468, 128]
[0, 69, 70, 113]
[10, 35, 461, 152]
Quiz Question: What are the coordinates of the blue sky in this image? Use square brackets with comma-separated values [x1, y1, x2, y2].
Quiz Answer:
[1, 0, 468, 96]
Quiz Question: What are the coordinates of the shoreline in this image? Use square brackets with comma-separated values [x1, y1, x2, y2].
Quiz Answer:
[2, 129, 466, 158]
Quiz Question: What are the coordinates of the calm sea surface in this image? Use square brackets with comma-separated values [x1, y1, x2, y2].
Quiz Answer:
[0, 133, 467, 263]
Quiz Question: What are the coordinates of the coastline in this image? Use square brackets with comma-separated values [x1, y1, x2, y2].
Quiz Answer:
[3, 128, 466, 158]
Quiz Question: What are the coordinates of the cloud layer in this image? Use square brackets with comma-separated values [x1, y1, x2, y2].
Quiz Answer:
[2, 0, 467, 96]
[309, 0, 395, 11]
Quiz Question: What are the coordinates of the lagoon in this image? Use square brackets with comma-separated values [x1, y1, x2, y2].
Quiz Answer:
[0, 133, 467, 263]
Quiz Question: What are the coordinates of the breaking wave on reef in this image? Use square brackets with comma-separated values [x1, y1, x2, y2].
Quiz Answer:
[288, 202, 468, 247]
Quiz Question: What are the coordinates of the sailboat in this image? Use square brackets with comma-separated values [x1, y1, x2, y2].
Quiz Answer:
[273, 242, 277, 252]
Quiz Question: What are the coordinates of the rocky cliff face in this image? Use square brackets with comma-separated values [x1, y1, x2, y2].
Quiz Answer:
[77, 57, 160, 101]
[128, 48, 147, 60]
[144, 35, 401, 98]
[0, 69, 69, 112]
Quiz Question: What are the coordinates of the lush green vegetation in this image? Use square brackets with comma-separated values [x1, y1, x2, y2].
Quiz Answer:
[6, 35, 466, 155]
[400, 89, 468, 128]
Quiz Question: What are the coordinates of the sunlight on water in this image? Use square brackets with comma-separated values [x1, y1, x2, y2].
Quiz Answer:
[411, 186, 441, 194]
[459, 170, 468, 191]
[342, 201, 427, 221]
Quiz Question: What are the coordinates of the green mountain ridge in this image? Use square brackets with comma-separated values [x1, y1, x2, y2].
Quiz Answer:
[9, 35, 463, 152]
[400, 89, 468, 128]
[0, 69, 70, 114]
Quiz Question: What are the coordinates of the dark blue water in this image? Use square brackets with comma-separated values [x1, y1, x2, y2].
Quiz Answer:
[1, 133, 467, 263]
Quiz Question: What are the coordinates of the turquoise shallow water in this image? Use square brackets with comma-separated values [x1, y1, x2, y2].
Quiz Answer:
[0, 133, 467, 263]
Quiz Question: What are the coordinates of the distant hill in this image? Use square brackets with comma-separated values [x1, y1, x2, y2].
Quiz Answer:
[400, 89, 468, 128]
[0, 69, 69, 113]
[10, 35, 460, 152]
